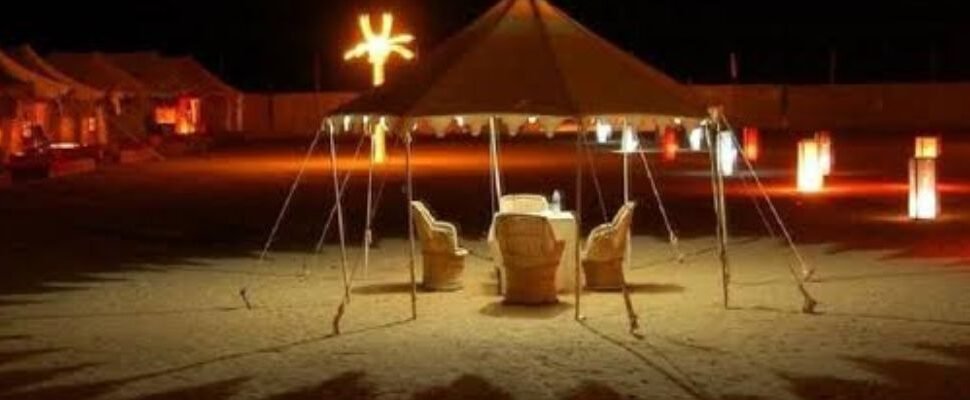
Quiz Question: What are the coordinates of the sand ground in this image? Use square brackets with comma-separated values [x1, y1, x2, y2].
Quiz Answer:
[1, 137, 969, 399]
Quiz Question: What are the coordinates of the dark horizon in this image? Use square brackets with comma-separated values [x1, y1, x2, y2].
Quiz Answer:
[2, 0, 969, 92]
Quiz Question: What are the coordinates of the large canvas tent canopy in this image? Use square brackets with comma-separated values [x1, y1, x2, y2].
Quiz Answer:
[10, 46, 104, 101]
[331, 0, 706, 133]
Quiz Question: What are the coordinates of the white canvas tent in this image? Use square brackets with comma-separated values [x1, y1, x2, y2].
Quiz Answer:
[248, 0, 817, 335]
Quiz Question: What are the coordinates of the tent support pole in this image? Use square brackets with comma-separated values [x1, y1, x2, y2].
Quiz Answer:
[405, 129, 418, 320]
[620, 122, 640, 336]
[330, 122, 352, 335]
[489, 117, 503, 199]
[705, 118, 731, 310]
[574, 123, 585, 322]
[362, 123, 376, 279]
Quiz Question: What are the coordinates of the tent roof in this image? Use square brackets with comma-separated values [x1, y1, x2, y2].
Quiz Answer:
[105, 52, 185, 96]
[168, 57, 241, 96]
[333, 0, 706, 129]
[0, 49, 71, 99]
[9, 46, 105, 101]
[47, 52, 148, 95]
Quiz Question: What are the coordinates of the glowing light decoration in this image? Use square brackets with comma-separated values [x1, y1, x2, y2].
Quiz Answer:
[595, 120, 613, 144]
[742, 127, 760, 162]
[717, 131, 738, 176]
[815, 131, 833, 176]
[344, 13, 415, 87]
[662, 126, 678, 162]
[915, 136, 941, 159]
[620, 125, 639, 153]
[797, 139, 825, 193]
[909, 157, 938, 220]
[688, 127, 704, 151]
[371, 117, 388, 164]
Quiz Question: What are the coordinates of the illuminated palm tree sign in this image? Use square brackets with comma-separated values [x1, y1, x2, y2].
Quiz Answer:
[344, 13, 415, 87]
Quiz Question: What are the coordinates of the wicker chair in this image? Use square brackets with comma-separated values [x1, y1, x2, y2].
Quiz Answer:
[582, 202, 636, 290]
[411, 201, 467, 291]
[494, 213, 564, 305]
[499, 194, 549, 213]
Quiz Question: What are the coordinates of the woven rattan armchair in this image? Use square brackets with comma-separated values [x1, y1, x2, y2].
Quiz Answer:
[411, 201, 467, 291]
[582, 202, 635, 290]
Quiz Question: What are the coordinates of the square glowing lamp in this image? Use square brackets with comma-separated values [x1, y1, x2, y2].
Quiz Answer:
[915, 136, 940, 159]
[689, 127, 704, 151]
[742, 127, 760, 162]
[596, 120, 613, 144]
[620, 125, 639, 153]
[797, 139, 824, 193]
[909, 157, 938, 220]
[718, 131, 738, 176]
[815, 131, 833, 176]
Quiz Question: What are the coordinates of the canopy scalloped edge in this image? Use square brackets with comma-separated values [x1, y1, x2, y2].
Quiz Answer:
[323, 113, 705, 138]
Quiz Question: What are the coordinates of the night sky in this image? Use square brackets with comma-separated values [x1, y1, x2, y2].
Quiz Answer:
[2, 0, 968, 91]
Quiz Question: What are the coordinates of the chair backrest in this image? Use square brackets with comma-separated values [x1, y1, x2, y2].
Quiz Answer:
[499, 194, 549, 213]
[586, 202, 636, 260]
[410, 201, 455, 253]
[494, 213, 564, 269]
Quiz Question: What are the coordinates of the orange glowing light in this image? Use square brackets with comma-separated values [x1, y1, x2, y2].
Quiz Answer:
[662, 126, 678, 162]
[915, 136, 940, 159]
[815, 131, 833, 176]
[155, 107, 177, 125]
[797, 139, 824, 193]
[344, 13, 415, 87]
[909, 157, 938, 220]
[742, 127, 760, 162]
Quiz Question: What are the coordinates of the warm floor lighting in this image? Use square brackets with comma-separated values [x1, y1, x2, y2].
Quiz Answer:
[662, 127, 678, 162]
[798, 139, 824, 193]
[743, 127, 760, 162]
[815, 131, 833, 176]
[718, 131, 738, 176]
[909, 157, 938, 220]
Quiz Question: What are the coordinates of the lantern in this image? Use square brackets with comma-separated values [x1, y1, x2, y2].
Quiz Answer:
[688, 127, 704, 151]
[662, 126, 678, 162]
[915, 136, 940, 159]
[371, 117, 388, 164]
[620, 125, 639, 153]
[742, 127, 760, 162]
[797, 139, 824, 193]
[909, 157, 938, 220]
[595, 120, 613, 144]
[717, 131, 738, 176]
[815, 131, 833, 176]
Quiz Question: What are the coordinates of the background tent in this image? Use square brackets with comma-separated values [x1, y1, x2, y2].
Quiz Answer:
[0, 49, 71, 160]
[47, 52, 152, 140]
[9, 46, 108, 147]
[107, 52, 242, 134]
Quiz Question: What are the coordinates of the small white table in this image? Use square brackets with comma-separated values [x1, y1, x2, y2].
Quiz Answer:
[488, 210, 580, 293]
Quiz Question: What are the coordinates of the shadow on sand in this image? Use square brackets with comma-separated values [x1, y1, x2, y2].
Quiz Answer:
[479, 302, 573, 320]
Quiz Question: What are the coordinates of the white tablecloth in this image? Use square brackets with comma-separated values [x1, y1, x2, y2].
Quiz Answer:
[488, 210, 579, 293]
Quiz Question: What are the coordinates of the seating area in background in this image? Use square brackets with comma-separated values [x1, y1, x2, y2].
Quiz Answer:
[410, 201, 467, 291]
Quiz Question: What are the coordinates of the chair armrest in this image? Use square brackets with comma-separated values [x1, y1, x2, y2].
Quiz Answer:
[432, 221, 461, 250]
